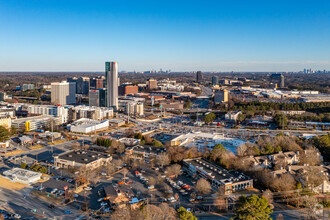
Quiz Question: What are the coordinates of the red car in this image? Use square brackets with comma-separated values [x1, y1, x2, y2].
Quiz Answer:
[127, 180, 133, 184]
[118, 181, 125, 185]
[182, 185, 190, 189]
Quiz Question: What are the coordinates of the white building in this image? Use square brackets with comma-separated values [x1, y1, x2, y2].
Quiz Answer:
[68, 118, 109, 133]
[51, 81, 76, 105]
[118, 99, 144, 116]
[225, 111, 242, 122]
[3, 168, 42, 184]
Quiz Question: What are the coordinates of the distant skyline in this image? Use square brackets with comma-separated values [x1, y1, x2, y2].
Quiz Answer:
[1, 0, 329, 72]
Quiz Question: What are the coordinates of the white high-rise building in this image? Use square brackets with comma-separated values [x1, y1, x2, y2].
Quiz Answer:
[51, 81, 76, 106]
[105, 61, 118, 109]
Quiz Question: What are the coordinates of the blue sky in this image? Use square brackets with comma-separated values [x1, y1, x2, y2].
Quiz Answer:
[0, 0, 329, 72]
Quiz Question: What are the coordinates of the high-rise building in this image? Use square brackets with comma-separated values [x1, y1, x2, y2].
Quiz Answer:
[212, 76, 218, 85]
[214, 89, 228, 104]
[105, 61, 118, 109]
[67, 77, 78, 93]
[51, 81, 76, 105]
[146, 78, 158, 90]
[77, 77, 90, 94]
[89, 89, 107, 107]
[90, 76, 104, 89]
[196, 71, 203, 83]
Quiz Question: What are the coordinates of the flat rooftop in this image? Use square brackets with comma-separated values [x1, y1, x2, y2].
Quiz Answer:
[185, 158, 251, 184]
[57, 150, 111, 164]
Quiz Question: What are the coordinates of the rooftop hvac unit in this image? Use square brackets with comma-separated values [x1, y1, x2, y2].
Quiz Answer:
[84, 158, 88, 161]
[68, 155, 72, 157]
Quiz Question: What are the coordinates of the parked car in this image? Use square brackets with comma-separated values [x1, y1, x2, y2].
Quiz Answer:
[147, 185, 155, 190]
[84, 187, 92, 191]
[51, 188, 58, 194]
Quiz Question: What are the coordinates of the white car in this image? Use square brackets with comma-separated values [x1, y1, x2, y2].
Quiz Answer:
[97, 198, 104, 202]
[84, 187, 92, 191]
[74, 194, 79, 198]
[51, 188, 58, 194]
[14, 214, 21, 219]
[100, 202, 108, 206]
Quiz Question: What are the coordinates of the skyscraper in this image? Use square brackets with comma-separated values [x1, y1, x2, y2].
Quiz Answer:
[270, 73, 285, 88]
[212, 76, 218, 85]
[105, 61, 118, 109]
[89, 89, 107, 107]
[77, 77, 90, 94]
[51, 81, 76, 105]
[196, 71, 203, 83]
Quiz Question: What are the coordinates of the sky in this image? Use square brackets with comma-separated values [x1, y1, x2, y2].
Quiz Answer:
[0, 0, 329, 72]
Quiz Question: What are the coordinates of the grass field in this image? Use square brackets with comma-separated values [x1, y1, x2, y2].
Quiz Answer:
[48, 140, 66, 145]
[0, 176, 27, 190]
[29, 145, 44, 150]
[1, 149, 26, 156]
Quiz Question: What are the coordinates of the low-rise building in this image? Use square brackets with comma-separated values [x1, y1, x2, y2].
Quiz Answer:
[54, 149, 112, 169]
[108, 119, 125, 127]
[68, 118, 109, 134]
[183, 158, 253, 195]
[225, 111, 242, 122]
[125, 145, 166, 160]
[3, 168, 42, 184]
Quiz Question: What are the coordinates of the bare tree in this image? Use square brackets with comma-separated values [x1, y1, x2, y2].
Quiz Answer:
[195, 178, 211, 195]
[299, 148, 321, 166]
[122, 168, 129, 182]
[262, 189, 274, 208]
[117, 142, 126, 154]
[158, 203, 176, 220]
[157, 152, 170, 168]
[166, 164, 181, 178]
[113, 159, 123, 170]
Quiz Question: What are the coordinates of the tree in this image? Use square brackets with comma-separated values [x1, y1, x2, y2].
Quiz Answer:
[157, 152, 170, 168]
[166, 164, 181, 178]
[177, 207, 197, 220]
[210, 144, 227, 162]
[0, 126, 10, 142]
[237, 113, 246, 123]
[184, 99, 192, 109]
[262, 189, 274, 208]
[274, 113, 288, 129]
[117, 142, 126, 154]
[299, 148, 321, 166]
[121, 168, 129, 182]
[195, 178, 211, 195]
[204, 113, 216, 124]
[233, 195, 273, 220]
[10, 126, 17, 135]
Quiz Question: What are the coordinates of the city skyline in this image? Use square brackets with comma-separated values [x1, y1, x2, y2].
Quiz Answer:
[1, 0, 329, 72]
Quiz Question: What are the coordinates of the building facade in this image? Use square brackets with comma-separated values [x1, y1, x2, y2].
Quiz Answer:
[214, 89, 228, 103]
[105, 61, 119, 109]
[146, 79, 158, 90]
[51, 81, 76, 105]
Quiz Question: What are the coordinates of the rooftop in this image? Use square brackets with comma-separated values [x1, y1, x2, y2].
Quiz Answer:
[184, 158, 251, 184]
[57, 150, 111, 164]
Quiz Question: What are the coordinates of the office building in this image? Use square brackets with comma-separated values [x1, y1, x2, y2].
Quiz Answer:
[89, 89, 107, 107]
[146, 78, 158, 90]
[67, 77, 78, 92]
[54, 150, 112, 169]
[21, 84, 35, 91]
[214, 89, 228, 104]
[77, 77, 90, 94]
[67, 105, 113, 122]
[183, 158, 253, 195]
[12, 115, 58, 131]
[90, 76, 104, 89]
[51, 81, 76, 105]
[212, 76, 218, 85]
[118, 84, 138, 96]
[196, 71, 203, 83]
[118, 99, 144, 116]
[105, 61, 118, 109]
